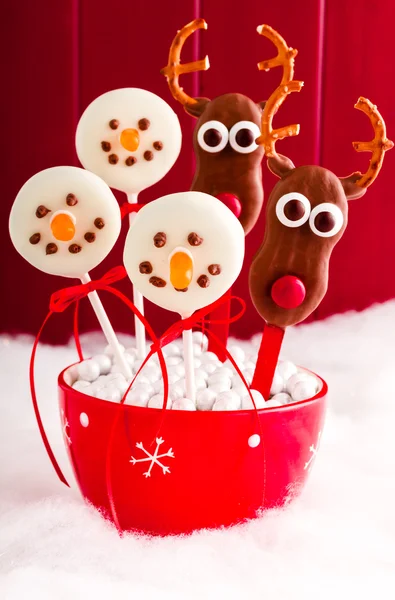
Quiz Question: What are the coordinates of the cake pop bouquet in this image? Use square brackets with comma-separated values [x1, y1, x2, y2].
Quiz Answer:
[8, 20, 392, 535]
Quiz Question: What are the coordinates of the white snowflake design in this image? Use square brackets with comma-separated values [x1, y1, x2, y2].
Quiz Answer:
[304, 431, 321, 471]
[61, 409, 72, 445]
[130, 437, 175, 478]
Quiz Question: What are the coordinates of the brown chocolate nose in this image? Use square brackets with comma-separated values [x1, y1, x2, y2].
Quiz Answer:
[271, 275, 306, 309]
[216, 193, 242, 218]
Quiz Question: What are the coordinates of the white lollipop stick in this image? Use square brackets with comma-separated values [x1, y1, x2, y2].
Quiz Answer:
[127, 193, 146, 360]
[182, 327, 196, 404]
[80, 273, 132, 378]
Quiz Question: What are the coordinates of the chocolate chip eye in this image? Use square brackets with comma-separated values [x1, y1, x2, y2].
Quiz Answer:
[36, 205, 51, 218]
[197, 120, 229, 153]
[197, 275, 210, 288]
[138, 118, 150, 131]
[66, 193, 78, 206]
[309, 203, 344, 238]
[139, 261, 153, 274]
[276, 192, 311, 228]
[283, 199, 306, 222]
[208, 264, 221, 275]
[29, 233, 41, 245]
[46, 243, 57, 255]
[314, 212, 336, 232]
[109, 119, 119, 130]
[235, 129, 254, 147]
[94, 218, 105, 229]
[229, 121, 260, 154]
[188, 232, 203, 246]
[153, 232, 166, 248]
[84, 232, 96, 243]
[204, 129, 222, 147]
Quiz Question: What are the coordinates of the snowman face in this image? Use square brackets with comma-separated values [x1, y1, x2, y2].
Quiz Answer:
[75, 88, 182, 195]
[124, 192, 245, 318]
[9, 166, 121, 279]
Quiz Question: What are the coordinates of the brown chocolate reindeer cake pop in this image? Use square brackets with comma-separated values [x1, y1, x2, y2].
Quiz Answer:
[249, 84, 392, 399]
[250, 94, 393, 329]
[162, 19, 303, 235]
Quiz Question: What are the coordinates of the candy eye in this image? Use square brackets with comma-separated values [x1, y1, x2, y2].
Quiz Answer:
[276, 192, 311, 228]
[197, 120, 228, 153]
[309, 203, 344, 237]
[229, 121, 261, 154]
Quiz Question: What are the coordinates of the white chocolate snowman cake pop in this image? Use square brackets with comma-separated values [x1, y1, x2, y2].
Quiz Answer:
[75, 88, 182, 195]
[9, 166, 131, 378]
[124, 191, 244, 405]
[9, 166, 121, 279]
[124, 191, 245, 319]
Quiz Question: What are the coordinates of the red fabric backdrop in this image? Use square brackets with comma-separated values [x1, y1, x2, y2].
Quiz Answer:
[1, 0, 394, 343]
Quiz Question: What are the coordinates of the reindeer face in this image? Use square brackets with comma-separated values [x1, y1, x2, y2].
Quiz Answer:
[249, 165, 348, 327]
[189, 93, 265, 235]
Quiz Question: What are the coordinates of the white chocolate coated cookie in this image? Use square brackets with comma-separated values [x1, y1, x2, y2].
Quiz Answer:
[75, 88, 182, 194]
[123, 192, 245, 318]
[9, 166, 121, 278]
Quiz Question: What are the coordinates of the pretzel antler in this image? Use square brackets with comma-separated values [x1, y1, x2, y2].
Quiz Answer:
[340, 97, 393, 192]
[256, 24, 303, 156]
[161, 18, 210, 108]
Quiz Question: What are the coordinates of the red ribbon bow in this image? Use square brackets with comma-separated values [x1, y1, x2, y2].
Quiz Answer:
[49, 266, 127, 313]
[120, 202, 145, 220]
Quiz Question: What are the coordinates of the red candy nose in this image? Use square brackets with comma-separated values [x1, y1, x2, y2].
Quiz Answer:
[271, 275, 306, 309]
[216, 193, 242, 218]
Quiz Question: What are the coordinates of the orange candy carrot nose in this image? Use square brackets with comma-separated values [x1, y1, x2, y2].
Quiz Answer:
[51, 212, 76, 241]
[120, 128, 140, 152]
[170, 250, 193, 290]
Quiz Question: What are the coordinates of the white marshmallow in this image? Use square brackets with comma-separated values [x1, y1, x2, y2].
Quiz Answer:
[200, 351, 219, 364]
[271, 392, 292, 405]
[125, 347, 139, 360]
[193, 343, 203, 357]
[276, 360, 298, 382]
[286, 372, 314, 395]
[193, 358, 202, 369]
[162, 343, 181, 358]
[126, 384, 152, 407]
[228, 345, 245, 363]
[208, 373, 232, 386]
[96, 387, 122, 402]
[200, 362, 219, 375]
[104, 344, 125, 357]
[72, 380, 92, 392]
[168, 364, 185, 378]
[212, 391, 241, 411]
[209, 380, 232, 394]
[264, 399, 283, 409]
[196, 388, 217, 411]
[241, 389, 266, 410]
[194, 368, 209, 381]
[166, 355, 182, 367]
[191, 331, 209, 350]
[148, 394, 173, 409]
[215, 366, 234, 378]
[92, 354, 112, 375]
[270, 373, 284, 396]
[172, 398, 196, 411]
[77, 359, 101, 383]
[292, 379, 318, 402]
